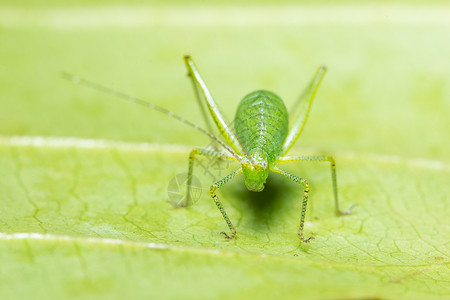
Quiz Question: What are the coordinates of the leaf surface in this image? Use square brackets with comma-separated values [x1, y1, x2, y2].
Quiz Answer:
[0, 3, 449, 300]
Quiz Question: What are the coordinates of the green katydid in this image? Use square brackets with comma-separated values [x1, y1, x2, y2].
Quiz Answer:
[64, 55, 353, 243]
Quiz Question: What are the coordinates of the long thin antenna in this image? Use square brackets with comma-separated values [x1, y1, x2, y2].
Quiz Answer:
[62, 72, 243, 162]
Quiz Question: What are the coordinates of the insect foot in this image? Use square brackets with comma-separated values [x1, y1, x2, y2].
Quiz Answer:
[337, 203, 357, 216]
[299, 234, 315, 244]
[221, 231, 236, 240]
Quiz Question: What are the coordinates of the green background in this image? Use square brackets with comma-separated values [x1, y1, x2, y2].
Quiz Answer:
[0, 1, 449, 299]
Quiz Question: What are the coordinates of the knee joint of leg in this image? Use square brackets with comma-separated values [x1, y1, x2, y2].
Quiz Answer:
[210, 186, 217, 196]
[189, 150, 198, 160]
[328, 156, 335, 165]
[302, 180, 309, 192]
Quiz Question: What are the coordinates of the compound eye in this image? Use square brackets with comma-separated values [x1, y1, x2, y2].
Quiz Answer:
[261, 160, 268, 169]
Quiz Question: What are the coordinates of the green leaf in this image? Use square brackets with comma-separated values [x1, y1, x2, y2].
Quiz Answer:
[0, 3, 449, 300]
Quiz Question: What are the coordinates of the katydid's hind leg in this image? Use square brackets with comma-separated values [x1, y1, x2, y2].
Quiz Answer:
[185, 58, 215, 135]
[183, 55, 243, 155]
[277, 155, 355, 216]
[210, 168, 242, 240]
[282, 66, 327, 155]
[171, 148, 237, 208]
[272, 167, 314, 243]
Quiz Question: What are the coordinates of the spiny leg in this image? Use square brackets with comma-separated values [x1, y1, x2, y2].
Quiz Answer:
[177, 147, 239, 207]
[282, 66, 327, 155]
[210, 168, 242, 240]
[277, 155, 354, 215]
[183, 55, 243, 154]
[272, 166, 314, 243]
[185, 62, 216, 135]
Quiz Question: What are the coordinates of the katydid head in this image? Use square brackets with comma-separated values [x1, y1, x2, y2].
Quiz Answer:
[242, 149, 269, 192]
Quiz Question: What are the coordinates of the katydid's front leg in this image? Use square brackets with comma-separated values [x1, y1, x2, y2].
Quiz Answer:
[277, 155, 355, 215]
[210, 168, 242, 240]
[180, 148, 238, 207]
[272, 167, 314, 243]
